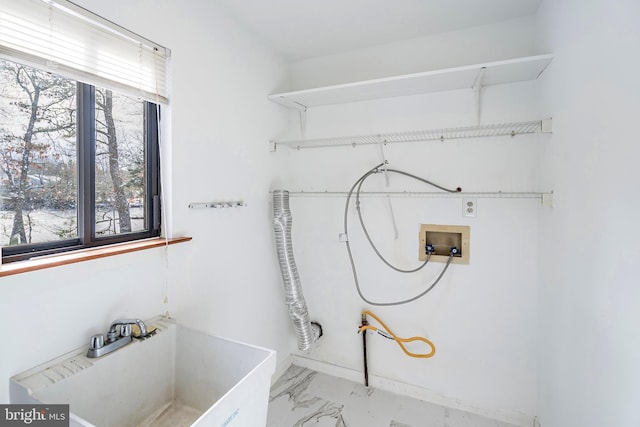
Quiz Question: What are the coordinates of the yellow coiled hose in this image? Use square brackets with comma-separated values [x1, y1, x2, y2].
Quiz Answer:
[358, 310, 436, 359]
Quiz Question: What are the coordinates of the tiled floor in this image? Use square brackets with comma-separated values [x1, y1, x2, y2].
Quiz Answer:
[267, 365, 519, 427]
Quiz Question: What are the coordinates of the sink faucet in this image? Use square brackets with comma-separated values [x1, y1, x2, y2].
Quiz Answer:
[108, 318, 148, 340]
[87, 318, 149, 358]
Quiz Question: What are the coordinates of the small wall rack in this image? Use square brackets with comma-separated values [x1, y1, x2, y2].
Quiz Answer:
[188, 201, 246, 209]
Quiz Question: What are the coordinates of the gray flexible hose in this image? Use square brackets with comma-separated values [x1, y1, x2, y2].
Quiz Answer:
[343, 163, 458, 306]
[273, 190, 322, 351]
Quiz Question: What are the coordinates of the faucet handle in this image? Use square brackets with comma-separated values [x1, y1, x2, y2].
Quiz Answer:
[109, 319, 148, 338]
[89, 334, 104, 350]
[120, 324, 132, 337]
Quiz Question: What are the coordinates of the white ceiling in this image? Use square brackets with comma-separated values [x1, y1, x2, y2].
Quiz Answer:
[215, 0, 542, 61]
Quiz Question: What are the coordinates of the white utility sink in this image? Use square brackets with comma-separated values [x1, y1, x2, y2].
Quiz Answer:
[10, 316, 276, 427]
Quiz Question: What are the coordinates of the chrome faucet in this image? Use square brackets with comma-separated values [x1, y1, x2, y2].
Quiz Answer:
[108, 318, 148, 340]
[87, 318, 149, 358]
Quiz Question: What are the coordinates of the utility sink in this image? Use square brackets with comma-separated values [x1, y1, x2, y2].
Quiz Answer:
[10, 316, 276, 427]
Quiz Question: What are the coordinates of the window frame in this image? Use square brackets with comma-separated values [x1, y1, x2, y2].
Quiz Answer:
[1, 79, 161, 264]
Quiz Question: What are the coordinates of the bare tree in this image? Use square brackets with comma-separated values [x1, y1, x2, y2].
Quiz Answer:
[0, 62, 75, 244]
[95, 89, 132, 233]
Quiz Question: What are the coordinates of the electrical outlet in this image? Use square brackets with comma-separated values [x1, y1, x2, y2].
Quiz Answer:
[463, 198, 477, 217]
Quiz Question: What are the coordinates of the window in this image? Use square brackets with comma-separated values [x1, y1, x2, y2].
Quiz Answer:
[0, 58, 160, 262]
[0, 0, 169, 263]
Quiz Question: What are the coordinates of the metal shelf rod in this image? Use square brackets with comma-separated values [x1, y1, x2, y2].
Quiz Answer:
[282, 191, 551, 200]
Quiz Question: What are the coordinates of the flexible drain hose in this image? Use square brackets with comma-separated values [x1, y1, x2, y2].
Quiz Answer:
[273, 190, 322, 351]
[358, 310, 436, 358]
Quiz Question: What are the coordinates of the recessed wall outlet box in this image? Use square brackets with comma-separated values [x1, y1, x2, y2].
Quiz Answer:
[418, 224, 470, 264]
[462, 198, 477, 217]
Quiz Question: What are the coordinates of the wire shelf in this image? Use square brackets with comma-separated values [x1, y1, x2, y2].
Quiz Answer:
[271, 120, 542, 150]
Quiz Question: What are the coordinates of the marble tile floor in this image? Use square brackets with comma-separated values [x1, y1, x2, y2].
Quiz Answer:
[267, 365, 519, 427]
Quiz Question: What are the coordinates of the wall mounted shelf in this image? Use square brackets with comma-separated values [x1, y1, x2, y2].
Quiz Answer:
[268, 54, 553, 111]
[271, 120, 549, 151]
[268, 55, 554, 206]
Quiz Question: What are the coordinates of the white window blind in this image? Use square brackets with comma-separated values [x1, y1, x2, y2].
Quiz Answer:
[0, 0, 170, 104]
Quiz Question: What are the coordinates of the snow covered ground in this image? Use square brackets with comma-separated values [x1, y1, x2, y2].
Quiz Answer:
[0, 207, 146, 246]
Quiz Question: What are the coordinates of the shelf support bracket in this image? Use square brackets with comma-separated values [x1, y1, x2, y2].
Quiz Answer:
[377, 142, 398, 240]
[298, 107, 308, 140]
[378, 140, 390, 186]
[473, 67, 487, 126]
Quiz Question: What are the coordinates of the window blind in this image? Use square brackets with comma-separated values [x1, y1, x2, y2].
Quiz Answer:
[0, 0, 170, 104]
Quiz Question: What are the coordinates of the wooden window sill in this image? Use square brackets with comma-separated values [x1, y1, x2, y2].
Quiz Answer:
[0, 237, 192, 278]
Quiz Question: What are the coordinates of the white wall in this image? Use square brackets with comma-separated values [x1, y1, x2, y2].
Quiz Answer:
[535, 1, 640, 426]
[288, 15, 540, 90]
[0, 0, 294, 403]
[270, 21, 545, 424]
